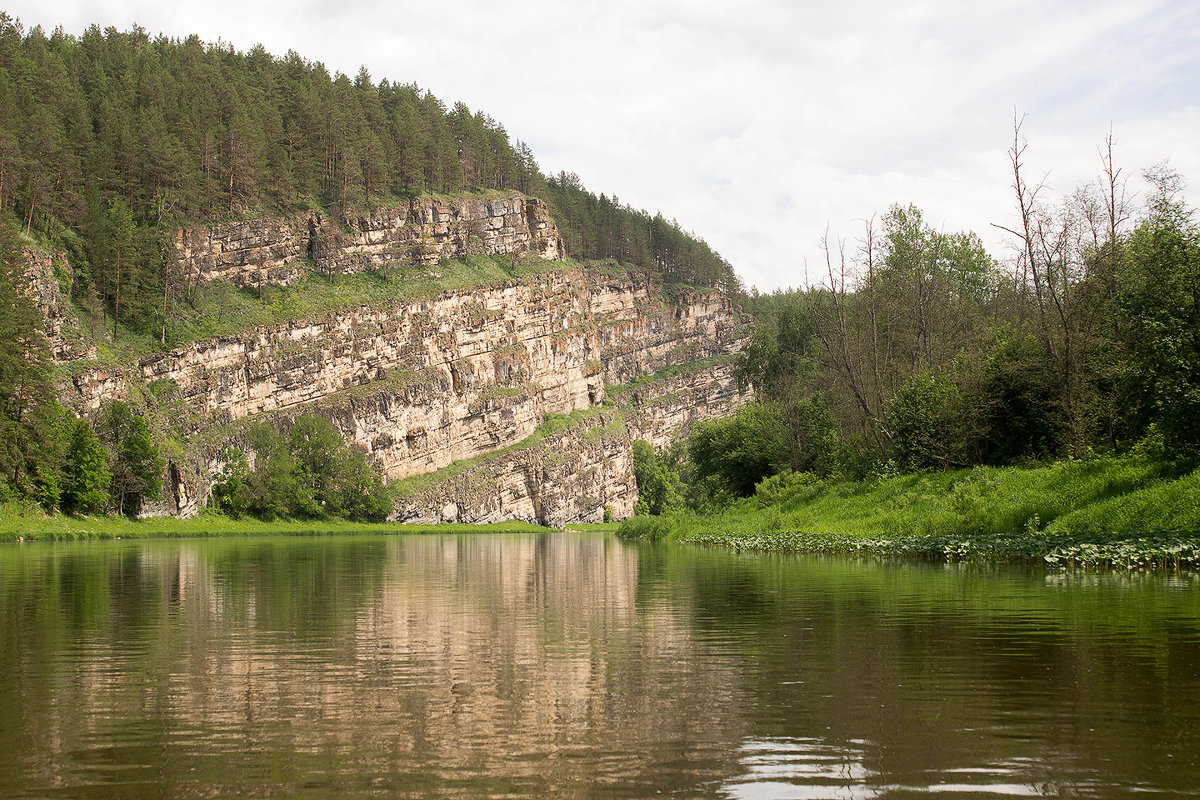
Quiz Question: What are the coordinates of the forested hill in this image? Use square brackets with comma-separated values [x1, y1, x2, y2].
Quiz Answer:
[0, 17, 740, 335]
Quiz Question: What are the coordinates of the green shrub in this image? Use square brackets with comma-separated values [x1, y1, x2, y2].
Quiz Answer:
[616, 514, 675, 542]
[754, 470, 817, 508]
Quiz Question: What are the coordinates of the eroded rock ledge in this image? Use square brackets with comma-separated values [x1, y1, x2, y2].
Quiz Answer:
[393, 358, 746, 526]
[396, 412, 637, 527]
[61, 266, 748, 520]
[172, 195, 563, 290]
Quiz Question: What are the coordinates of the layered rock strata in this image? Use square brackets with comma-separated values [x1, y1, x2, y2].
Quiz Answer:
[172, 195, 563, 290]
[32, 186, 748, 523]
[395, 413, 636, 527]
[62, 268, 747, 519]
[391, 359, 747, 526]
[22, 247, 95, 362]
[623, 360, 745, 450]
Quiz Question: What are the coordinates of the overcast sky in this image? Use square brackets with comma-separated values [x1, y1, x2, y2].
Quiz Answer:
[6, 0, 1198, 291]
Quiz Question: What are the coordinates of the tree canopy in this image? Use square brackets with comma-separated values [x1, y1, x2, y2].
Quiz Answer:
[0, 16, 739, 343]
[723, 153, 1200, 499]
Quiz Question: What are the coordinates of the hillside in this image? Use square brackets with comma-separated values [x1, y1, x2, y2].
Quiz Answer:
[0, 19, 750, 524]
[13, 190, 748, 523]
[0, 17, 740, 328]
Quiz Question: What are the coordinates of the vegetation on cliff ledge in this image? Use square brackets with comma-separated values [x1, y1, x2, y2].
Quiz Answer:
[0, 14, 743, 520]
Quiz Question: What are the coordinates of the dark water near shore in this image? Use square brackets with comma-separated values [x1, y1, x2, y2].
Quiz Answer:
[1, 533, 1198, 798]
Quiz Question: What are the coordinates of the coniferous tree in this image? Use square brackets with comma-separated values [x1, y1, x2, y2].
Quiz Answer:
[0, 221, 58, 504]
[59, 415, 111, 514]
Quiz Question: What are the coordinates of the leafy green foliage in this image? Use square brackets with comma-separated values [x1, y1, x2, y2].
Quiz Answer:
[723, 169, 1199, 501]
[99, 400, 164, 517]
[58, 415, 111, 514]
[688, 402, 788, 498]
[209, 447, 252, 518]
[618, 458, 1200, 570]
[973, 332, 1063, 464]
[631, 440, 683, 516]
[753, 470, 817, 508]
[783, 394, 839, 475]
[1119, 176, 1200, 451]
[884, 371, 967, 470]
[210, 414, 391, 522]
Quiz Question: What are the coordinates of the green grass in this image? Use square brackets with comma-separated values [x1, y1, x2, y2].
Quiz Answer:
[164, 252, 570, 347]
[618, 458, 1200, 570]
[562, 522, 622, 533]
[0, 506, 555, 542]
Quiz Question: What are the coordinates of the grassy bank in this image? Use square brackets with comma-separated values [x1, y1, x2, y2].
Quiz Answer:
[0, 508, 555, 542]
[618, 458, 1200, 570]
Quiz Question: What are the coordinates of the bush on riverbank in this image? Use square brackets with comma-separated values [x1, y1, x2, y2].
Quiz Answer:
[618, 457, 1200, 568]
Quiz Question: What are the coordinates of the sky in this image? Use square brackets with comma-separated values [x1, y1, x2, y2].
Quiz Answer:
[5, 0, 1198, 291]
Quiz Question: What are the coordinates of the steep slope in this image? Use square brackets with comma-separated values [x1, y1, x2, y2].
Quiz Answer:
[41, 193, 749, 524]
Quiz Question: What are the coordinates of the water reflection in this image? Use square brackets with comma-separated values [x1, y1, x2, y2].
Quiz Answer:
[724, 737, 874, 799]
[1, 534, 1198, 798]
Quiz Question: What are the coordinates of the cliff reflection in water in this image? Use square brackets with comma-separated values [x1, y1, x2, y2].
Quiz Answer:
[1, 534, 1198, 798]
[0, 534, 749, 796]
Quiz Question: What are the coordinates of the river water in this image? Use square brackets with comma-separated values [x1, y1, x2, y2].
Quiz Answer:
[1, 532, 1198, 798]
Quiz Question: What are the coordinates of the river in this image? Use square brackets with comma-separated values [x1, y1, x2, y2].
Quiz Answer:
[1, 532, 1197, 798]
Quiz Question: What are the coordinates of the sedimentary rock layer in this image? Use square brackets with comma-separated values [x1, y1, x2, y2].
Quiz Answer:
[22, 246, 94, 362]
[395, 413, 637, 527]
[172, 195, 563, 289]
[62, 268, 747, 517]
[623, 360, 745, 450]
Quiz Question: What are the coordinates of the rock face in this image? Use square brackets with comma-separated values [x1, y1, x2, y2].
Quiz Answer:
[172, 195, 563, 290]
[396, 413, 637, 527]
[391, 359, 747, 526]
[66, 268, 744, 487]
[22, 247, 95, 362]
[624, 360, 746, 450]
[40, 195, 748, 525]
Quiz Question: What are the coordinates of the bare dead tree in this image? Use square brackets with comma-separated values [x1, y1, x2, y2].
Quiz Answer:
[991, 113, 1138, 458]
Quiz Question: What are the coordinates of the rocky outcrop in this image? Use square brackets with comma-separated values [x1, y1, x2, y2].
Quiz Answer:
[22, 247, 95, 362]
[623, 360, 746, 449]
[172, 195, 563, 290]
[386, 358, 750, 527]
[395, 412, 636, 527]
[65, 270, 745, 496]
[36, 194, 749, 524]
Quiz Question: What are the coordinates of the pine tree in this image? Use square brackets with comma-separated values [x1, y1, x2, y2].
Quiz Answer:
[0, 220, 58, 504]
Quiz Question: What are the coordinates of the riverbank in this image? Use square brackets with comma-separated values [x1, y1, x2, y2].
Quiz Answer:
[0, 508, 558, 542]
[618, 458, 1200, 569]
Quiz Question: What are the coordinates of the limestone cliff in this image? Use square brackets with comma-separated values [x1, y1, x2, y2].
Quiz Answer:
[65, 267, 744, 499]
[22, 246, 95, 362]
[622, 360, 745, 450]
[41, 194, 748, 524]
[173, 195, 563, 290]
[396, 412, 637, 527]
[392, 358, 746, 526]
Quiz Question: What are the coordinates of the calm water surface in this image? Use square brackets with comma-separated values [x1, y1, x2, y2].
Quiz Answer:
[1, 532, 1198, 798]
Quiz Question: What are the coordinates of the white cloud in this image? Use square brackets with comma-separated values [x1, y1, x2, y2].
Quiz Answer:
[6, 0, 1198, 290]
